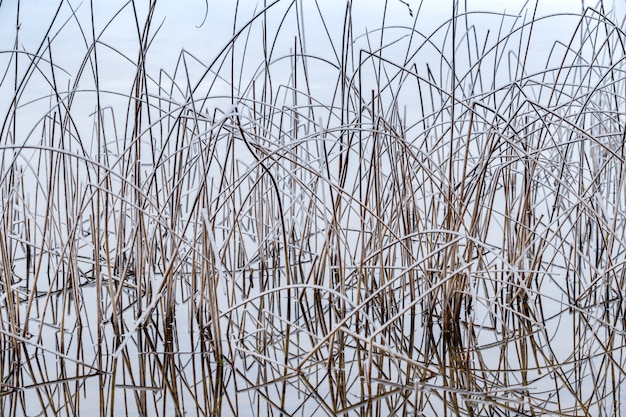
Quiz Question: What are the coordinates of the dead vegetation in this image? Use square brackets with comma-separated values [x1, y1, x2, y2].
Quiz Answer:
[0, 0, 625, 416]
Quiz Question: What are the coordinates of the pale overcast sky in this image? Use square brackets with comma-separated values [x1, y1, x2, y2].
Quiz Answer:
[0, 0, 623, 123]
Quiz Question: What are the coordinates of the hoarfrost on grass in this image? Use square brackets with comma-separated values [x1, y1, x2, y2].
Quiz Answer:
[0, 0, 626, 416]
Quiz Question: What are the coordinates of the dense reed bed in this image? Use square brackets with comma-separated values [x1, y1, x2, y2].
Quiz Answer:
[0, 0, 625, 415]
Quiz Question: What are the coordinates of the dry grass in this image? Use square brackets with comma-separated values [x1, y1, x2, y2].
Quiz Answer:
[0, 0, 625, 416]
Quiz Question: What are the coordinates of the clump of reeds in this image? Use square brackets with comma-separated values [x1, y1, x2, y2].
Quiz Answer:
[0, 0, 625, 416]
